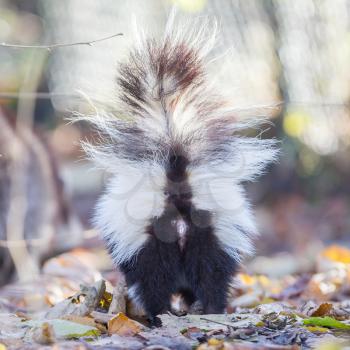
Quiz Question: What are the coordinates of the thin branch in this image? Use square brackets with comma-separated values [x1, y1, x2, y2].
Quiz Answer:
[0, 93, 349, 109]
[0, 92, 75, 99]
[0, 33, 123, 50]
[200, 317, 235, 327]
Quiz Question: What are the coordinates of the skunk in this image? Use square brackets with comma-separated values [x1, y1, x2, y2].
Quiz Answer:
[80, 14, 278, 326]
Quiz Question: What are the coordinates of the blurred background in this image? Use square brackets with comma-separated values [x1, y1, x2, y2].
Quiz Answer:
[0, 0, 350, 287]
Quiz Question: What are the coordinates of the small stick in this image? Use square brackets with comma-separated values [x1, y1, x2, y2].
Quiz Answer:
[200, 317, 235, 328]
[1, 33, 123, 50]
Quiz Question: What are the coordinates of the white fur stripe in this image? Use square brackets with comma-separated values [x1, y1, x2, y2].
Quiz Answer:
[93, 161, 166, 265]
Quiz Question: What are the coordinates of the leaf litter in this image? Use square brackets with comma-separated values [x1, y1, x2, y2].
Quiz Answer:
[0, 245, 350, 349]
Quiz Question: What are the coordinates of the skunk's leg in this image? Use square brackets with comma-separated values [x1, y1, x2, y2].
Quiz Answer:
[120, 237, 181, 327]
[184, 227, 237, 314]
[171, 288, 196, 316]
[178, 288, 196, 308]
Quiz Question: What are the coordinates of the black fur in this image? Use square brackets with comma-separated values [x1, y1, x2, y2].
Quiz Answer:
[119, 145, 237, 326]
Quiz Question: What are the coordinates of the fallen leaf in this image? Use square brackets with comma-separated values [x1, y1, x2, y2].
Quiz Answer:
[0, 344, 7, 350]
[99, 291, 113, 311]
[90, 310, 115, 324]
[303, 326, 329, 333]
[237, 273, 255, 286]
[42, 249, 102, 282]
[208, 338, 223, 346]
[268, 328, 309, 346]
[61, 315, 107, 333]
[182, 326, 207, 341]
[254, 302, 292, 315]
[311, 303, 333, 317]
[321, 246, 350, 264]
[230, 292, 260, 308]
[108, 280, 127, 314]
[31, 322, 55, 344]
[316, 341, 347, 350]
[276, 274, 311, 300]
[45, 280, 106, 319]
[107, 312, 141, 336]
[25, 319, 100, 339]
[303, 316, 350, 330]
[263, 312, 289, 330]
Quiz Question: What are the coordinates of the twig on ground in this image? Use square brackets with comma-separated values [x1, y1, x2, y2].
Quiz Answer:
[200, 317, 235, 328]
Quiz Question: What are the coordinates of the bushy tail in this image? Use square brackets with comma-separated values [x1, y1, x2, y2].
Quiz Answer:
[78, 12, 278, 182]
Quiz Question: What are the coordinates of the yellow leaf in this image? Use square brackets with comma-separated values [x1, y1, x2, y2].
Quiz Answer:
[257, 275, 271, 287]
[303, 326, 329, 333]
[107, 312, 141, 336]
[207, 338, 223, 346]
[260, 297, 275, 305]
[322, 245, 350, 264]
[237, 273, 255, 285]
[0, 344, 7, 350]
[317, 342, 343, 350]
[99, 291, 113, 310]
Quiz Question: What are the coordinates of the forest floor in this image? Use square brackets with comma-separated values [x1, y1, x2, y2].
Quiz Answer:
[0, 243, 350, 350]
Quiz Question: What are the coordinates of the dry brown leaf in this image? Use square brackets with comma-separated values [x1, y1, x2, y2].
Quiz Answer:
[311, 303, 333, 317]
[90, 310, 115, 324]
[31, 322, 55, 345]
[60, 315, 96, 327]
[182, 326, 207, 340]
[107, 312, 141, 336]
[303, 279, 330, 301]
[45, 280, 106, 319]
[108, 279, 127, 314]
[42, 249, 102, 282]
[60, 315, 107, 333]
[276, 275, 311, 300]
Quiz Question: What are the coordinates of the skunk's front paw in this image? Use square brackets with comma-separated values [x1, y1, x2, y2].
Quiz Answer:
[148, 315, 162, 328]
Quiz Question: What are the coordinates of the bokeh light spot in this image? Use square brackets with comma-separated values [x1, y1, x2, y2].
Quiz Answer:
[283, 110, 311, 138]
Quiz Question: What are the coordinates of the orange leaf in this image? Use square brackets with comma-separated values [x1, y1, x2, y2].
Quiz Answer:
[322, 245, 350, 264]
[107, 313, 141, 336]
[237, 273, 255, 286]
[311, 303, 333, 317]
